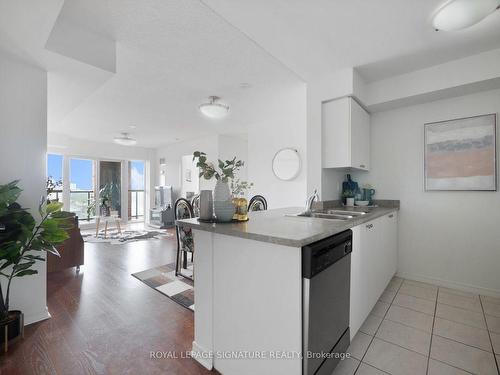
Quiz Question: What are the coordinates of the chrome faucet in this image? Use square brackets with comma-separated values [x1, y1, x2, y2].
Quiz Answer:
[305, 189, 319, 213]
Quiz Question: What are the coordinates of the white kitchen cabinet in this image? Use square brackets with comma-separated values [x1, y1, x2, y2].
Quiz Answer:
[350, 212, 398, 339]
[322, 97, 370, 171]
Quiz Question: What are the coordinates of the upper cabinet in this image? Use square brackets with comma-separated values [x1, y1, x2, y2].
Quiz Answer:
[322, 97, 370, 171]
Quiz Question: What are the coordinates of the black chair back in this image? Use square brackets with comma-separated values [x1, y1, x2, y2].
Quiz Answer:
[191, 194, 200, 217]
[174, 198, 194, 251]
[248, 195, 268, 212]
[174, 198, 195, 279]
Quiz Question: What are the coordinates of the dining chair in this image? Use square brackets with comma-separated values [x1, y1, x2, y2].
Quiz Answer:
[248, 195, 268, 212]
[191, 194, 200, 217]
[174, 198, 195, 281]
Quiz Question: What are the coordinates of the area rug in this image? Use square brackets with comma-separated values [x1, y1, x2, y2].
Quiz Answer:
[82, 229, 173, 245]
[132, 262, 194, 311]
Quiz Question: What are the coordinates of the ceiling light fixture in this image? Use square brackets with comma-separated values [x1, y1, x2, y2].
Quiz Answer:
[114, 132, 137, 146]
[432, 0, 500, 31]
[199, 96, 229, 119]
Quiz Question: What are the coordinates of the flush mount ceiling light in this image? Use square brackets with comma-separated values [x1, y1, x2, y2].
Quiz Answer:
[114, 132, 137, 146]
[432, 0, 500, 31]
[199, 96, 229, 119]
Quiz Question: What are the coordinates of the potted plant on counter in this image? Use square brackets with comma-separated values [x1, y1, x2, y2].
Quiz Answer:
[193, 151, 245, 221]
[0, 180, 73, 351]
[230, 179, 254, 221]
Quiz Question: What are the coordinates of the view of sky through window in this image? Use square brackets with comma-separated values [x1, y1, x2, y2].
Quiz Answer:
[70, 159, 93, 191]
[130, 161, 145, 190]
[47, 154, 63, 182]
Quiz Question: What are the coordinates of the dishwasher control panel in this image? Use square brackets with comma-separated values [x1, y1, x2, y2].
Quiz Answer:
[302, 229, 352, 279]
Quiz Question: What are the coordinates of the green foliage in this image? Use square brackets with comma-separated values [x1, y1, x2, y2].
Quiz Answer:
[341, 189, 356, 198]
[0, 180, 72, 321]
[193, 151, 245, 183]
[230, 179, 254, 196]
[46, 176, 62, 196]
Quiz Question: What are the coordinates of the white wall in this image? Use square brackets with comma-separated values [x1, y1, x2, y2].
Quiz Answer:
[307, 68, 356, 199]
[0, 53, 48, 324]
[157, 135, 219, 201]
[352, 89, 500, 294]
[365, 48, 500, 112]
[218, 134, 248, 183]
[157, 134, 251, 202]
[180, 155, 200, 198]
[247, 83, 307, 208]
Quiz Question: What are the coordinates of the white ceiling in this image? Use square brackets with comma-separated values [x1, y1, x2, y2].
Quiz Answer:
[1, 0, 500, 148]
[0, 0, 302, 148]
[202, 0, 500, 82]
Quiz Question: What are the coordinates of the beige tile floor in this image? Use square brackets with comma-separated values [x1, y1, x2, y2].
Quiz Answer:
[335, 277, 500, 375]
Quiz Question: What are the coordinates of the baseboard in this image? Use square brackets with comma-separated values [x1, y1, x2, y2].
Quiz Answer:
[24, 306, 51, 325]
[191, 341, 213, 370]
[396, 271, 500, 299]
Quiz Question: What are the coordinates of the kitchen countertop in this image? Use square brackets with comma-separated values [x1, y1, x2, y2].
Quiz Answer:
[176, 205, 399, 247]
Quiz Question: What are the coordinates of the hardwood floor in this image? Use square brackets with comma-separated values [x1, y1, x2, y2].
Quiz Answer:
[0, 230, 214, 375]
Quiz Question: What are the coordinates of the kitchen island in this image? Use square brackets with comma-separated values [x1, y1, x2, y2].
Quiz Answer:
[177, 205, 399, 375]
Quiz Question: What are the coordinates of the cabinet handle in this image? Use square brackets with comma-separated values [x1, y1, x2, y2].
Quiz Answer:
[359, 164, 366, 168]
[388, 214, 394, 218]
[366, 223, 374, 229]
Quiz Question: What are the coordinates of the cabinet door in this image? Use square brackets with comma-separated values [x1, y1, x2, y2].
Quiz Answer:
[350, 214, 398, 338]
[322, 97, 350, 168]
[350, 99, 370, 171]
[384, 212, 398, 278]
[349, 225, 364, 339]
[350, 220, 380, 339]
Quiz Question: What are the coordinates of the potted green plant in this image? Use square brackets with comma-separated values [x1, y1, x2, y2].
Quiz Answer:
[0, 180, 73, 349]
[230, 179, 254, 197]
[230, 179, 254, 221]
[193, 152, 245, 221]
[341, 189, 356, 206]
[46, 176, 62, 203]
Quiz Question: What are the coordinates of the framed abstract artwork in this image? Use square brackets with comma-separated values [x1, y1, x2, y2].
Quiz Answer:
[424, 114, 497, 191]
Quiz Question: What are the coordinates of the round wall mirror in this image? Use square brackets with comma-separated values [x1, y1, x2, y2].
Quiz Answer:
[272, 148, 301, 181]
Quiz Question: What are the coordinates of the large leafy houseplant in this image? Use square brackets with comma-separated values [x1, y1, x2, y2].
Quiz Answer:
[0, 180, 73, 323]
[193, 151, 244, 183]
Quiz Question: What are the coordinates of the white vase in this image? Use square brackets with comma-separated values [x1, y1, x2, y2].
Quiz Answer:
[214, 179, 231, 202]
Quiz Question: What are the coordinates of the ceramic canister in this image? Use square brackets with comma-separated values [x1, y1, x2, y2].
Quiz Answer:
[199, 190, 213, 220]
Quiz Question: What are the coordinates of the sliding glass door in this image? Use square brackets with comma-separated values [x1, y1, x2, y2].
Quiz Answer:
[46, 155, 146, 224]
[128, 161, 145, 220]
[69, 158, 95, 221]
[47, 154, 63, 202]
[99, 161, 122, 217]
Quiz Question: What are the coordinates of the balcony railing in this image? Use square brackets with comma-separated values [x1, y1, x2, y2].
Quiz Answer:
[70, 190, 95, 221]
[129, 190, 145, 219]
[47, 190, 62, 203]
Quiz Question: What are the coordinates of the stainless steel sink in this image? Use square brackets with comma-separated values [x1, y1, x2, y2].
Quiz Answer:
[325, 209, 367, 216]
[286, 208, 369, 221]
[311, 213, 353, 220]
[286, 212, 353, 220]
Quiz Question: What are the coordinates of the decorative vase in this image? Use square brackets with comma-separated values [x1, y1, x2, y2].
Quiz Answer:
[214, 180, 233, 221]
[214, 179, 231, 202]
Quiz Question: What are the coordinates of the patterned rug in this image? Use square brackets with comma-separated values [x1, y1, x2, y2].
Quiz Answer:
[82, 229, 173, 245]
[132, 262, 194, 311]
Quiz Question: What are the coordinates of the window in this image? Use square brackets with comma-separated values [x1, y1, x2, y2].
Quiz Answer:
[47, 154, 63, 202]
[129, 161, 145, 219]
[70, 158, 95, 221]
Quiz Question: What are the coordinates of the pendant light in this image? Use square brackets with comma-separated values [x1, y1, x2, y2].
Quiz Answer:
[114, 132, 137, 146]
[199, 96, 230, 119]
[432, 0, 500, 31]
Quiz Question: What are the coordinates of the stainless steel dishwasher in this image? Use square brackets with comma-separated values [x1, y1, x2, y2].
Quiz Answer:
[302, 229, 352, 375]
